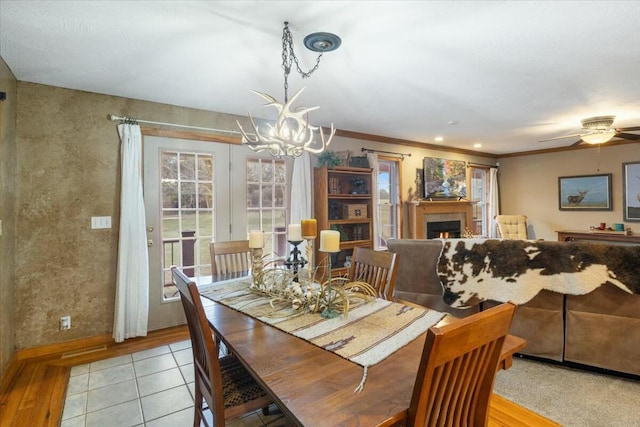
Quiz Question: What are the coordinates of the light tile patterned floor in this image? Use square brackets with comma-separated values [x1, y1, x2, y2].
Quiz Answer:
[61, 340, 287, 427]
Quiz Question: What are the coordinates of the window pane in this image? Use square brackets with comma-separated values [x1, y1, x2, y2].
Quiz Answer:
[162, 210, 180, 239]
[261, 210, 273, 231]
[261, 162, 274, 182]
[247, 184, 260, 207]
[247, 210, 260, 231]
[197, 183, 213, 208]
[162, 152, 178, 180]
[274, 162, 286, 183]
[180, 153, 196, 180]
[262, 184, 273, 207]
[180, 182, 196, 208]
[274, 184, 285, 207]
[247, 160, 260, 182]
[197, 211, 213, 237]
[162, 181, 178, 208]
[197, 155, 213, 181]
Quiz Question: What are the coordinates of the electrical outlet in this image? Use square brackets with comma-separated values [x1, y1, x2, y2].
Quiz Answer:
[60, 316, 71, 331]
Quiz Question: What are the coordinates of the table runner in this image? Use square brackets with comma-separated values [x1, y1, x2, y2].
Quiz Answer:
[200, 278, 445, 392]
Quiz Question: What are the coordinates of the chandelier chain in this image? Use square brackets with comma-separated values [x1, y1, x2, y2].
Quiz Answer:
[281, 22, 324, 102]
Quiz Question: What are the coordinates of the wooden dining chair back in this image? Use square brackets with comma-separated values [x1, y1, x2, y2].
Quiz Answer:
[171, 267, 272, 427]
[210, 240, 252, 276]
[407, 302, 517, 427]
[347, 247, 399, 299]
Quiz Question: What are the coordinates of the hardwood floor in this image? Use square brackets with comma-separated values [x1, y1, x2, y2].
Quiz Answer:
[0, 325, 559, 427]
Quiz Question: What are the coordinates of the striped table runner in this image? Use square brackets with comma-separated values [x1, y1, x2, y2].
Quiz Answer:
[200, 278, 445, 391]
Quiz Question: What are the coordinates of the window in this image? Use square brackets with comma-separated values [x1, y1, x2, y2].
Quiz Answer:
[376, 157, 401, 249]
[246, 158, 288, 257]
[468, 166, 490, 236]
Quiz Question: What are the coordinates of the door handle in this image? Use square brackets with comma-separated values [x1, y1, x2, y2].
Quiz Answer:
[147, 239, 154, 247]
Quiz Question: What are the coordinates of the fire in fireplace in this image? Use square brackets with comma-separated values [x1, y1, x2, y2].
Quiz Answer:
[427, 220, 461, 239]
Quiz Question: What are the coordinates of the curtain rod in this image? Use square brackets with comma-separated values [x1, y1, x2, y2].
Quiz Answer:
[108, 114, 243, 136]
[467, 161, 499, 169]
[361, 147, 412, 158]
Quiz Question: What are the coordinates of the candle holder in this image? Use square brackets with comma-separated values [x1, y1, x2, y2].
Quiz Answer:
[251, 247, 264, 285]
[284, 240, 307, 282]
[304, 238, 316, 283]
[321, 256, 340, 319]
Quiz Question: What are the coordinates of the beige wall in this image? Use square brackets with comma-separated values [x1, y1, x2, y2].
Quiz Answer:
[498, 144, 640, 241]
[14, 82, 247, 350]
[9, 80, 638, 354]
[0, 56, 17, 376]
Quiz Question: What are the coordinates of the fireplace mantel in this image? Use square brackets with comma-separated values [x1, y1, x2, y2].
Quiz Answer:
[407, 200, 474, 239]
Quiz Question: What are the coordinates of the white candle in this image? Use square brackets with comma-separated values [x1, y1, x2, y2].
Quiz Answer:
[301, 219, 317, 239]
[248, 230, 264, 248]
[319, 230, 340, 253]
[288, 224, 302, 241]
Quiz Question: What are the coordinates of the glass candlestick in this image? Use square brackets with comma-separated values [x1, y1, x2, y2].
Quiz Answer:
[304, 238, 316, 283]
[321, 259, 340, 318]
[251, 247, 264, 285]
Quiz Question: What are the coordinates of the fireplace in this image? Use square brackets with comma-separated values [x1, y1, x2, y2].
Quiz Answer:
[407, 200, 474, 239]
[427, 220, 461, 239]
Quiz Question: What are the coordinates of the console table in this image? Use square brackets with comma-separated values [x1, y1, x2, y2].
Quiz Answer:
[556, 230, 640, 244]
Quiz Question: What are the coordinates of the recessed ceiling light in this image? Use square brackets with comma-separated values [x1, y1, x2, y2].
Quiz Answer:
[448, 121, 459, 125]
[473, 143, 482, 148]
[435, 136, 444, 142]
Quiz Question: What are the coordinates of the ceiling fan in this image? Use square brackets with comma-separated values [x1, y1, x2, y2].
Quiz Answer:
[539, 115, 640, 146]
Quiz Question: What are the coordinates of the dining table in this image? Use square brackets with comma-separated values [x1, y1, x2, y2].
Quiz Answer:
[199, 275, 527, 427]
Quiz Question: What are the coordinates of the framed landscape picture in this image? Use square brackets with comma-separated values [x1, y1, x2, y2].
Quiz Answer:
[558, 173, 612, 211]
[423, 157, 467, 199]
[623, 161, 640, 221]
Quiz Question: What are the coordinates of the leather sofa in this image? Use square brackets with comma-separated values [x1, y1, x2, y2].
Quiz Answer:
[387, 238, 640, 376]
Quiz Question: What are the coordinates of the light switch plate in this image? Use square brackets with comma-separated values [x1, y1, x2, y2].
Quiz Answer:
[91, 216, 112, 229]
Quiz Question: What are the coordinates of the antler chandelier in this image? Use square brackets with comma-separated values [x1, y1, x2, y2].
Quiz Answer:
[237, 21, 340, 158]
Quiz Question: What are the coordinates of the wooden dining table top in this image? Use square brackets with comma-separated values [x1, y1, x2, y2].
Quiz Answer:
[200, 279, 526, 427]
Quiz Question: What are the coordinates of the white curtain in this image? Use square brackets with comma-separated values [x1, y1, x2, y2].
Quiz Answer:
[488, 167, 500, 238]
[290, 152, 312, 251]
[113, 123, 149, 342]
[367, 153, 381, 250]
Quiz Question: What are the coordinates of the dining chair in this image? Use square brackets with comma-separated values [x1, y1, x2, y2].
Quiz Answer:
[171, 266, 273, 427]
[210, 240, 252, 277]
[405, 301, 517, 427]
[495, 214, 528, 239]
[347, 247, 399, 300]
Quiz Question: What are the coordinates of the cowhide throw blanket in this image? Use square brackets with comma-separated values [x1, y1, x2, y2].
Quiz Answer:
[437, 239, 640, 308]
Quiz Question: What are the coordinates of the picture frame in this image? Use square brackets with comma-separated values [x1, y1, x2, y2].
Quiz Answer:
[558, 173, 612, 211]
[423, 157, 467, 199]
[622, 161, 640, 221]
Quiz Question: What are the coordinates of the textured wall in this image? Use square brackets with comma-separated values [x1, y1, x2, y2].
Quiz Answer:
[0, 56, 17, 376]
[14, 82, 243, 349]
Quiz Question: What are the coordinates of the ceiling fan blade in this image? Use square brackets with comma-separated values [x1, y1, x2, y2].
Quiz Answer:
[615, 132, 640, 140]
[570, 139, 584, 147]
[538, 133, 584, 142]
[616, 126, 640, 132]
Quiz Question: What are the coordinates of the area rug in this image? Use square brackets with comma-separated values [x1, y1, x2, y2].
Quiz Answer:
[437, 239, 640, 308]
[201, 278, 445, 391]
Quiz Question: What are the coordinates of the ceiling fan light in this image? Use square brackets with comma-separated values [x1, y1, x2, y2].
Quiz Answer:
[581, 130, 616, 145]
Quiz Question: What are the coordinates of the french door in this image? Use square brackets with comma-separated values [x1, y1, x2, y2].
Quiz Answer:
[143, 136, 288, 330]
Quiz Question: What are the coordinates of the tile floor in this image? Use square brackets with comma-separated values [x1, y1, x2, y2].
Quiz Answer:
[61, 339, 287, 427]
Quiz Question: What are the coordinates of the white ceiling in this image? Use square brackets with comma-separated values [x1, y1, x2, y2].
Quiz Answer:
[1, 0, 639, 155]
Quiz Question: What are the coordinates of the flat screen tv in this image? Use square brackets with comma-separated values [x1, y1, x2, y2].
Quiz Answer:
[423, 157, 467, 199]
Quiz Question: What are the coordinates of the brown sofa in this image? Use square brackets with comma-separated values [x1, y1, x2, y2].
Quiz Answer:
[387, 238, 640, 376]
